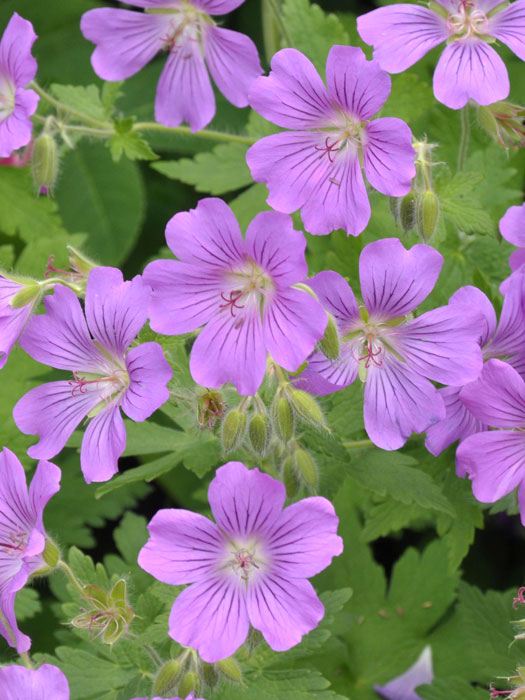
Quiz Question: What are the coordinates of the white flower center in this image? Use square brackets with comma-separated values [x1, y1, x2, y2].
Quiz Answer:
[147, 2, 212, 53]
[223, 537, 268, 584]
[220, 259, 275, 322]
[447, 0, 489, 38]
[69, 362, 130, 412]
[0, 76, 15, 123]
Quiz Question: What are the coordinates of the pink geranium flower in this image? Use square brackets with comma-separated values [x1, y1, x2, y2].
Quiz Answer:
[0, 14, 39, 158]
[247, 45, 415, 236]
[499, 202, 525, 293]
[358, 0, 525, 109]
[81, 0, 262, 132]
[138, 461, 343, 662]
[0, 448, 60, 653]
[0, 663, 69, 699]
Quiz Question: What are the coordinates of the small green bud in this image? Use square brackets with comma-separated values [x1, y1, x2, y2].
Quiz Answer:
[198, 388, 225, 429]
[248, 413, 269, 455]
[399, 191, 417, 232]
[10, 282, 41, 309]
[274, 396, 295, 442]
[31, 133, 59, 195]
[477, 101, 525, 150]
[216, 657, 243, 683]
[178, 670, 200, 698]
[294, 448, 319, 491]
[318, 314, 340, 360]
[153, 659, 182, 695]
[416, 190, 440, 241]
[202, 663, 219, 688]
[42, 538, 60, 569]
[282, 455, 299, 498]
[221, 409, 247, 451]
[287, 389, 328, 431]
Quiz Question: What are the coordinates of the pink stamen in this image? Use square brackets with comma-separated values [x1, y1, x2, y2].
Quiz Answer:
[513, 587, 525, 609]
[490, 686, 514, 697]
[315, 136, 341, 163]
[220, 290, 245, 317]
[358, 341, 383, 368]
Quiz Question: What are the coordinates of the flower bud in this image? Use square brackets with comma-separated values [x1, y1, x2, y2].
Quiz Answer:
[416, 190, 440, 242]
[294, 448, 319, 491]
[153, 659, 182, 696]
[477, 101, 525, 150]
[178, 670, 200, 698]
[66, 246, 98, 276]
[318, 314, 340, 360]
[248, 413, 269, 455]
[42, 538, 60, 569]
[198, 389, 225, 429]
[399, 191, 417, 232]
[273, 395, 295, 443]
[216, 657, 243, 683]
[31, 133, 59, 195]
[389, 197, 401, 227]
[202, 663, 219, 688]
[221, 409, 247, 451]
[282, 455, 299, 498]
[287, 388, 328, 432]
[10, 282, 42, 309]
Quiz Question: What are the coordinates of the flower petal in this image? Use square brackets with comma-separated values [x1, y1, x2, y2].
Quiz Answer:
[189, 309, 267, 395]
[449, 285, 496, 348]
[85, 267, 149, 359]
[395, 304, 483, 385]
[247, 576, 324, 651]
[326, 45, 391, 119]
[298, 344, 359, 394]
[263, 289, 327, 372]
[205, 26, 262, 108]
[268, 497, 343, 578]
[0, 589, 30, 653]
[363, 117, 415, 197]
[0, 664, 70, 699]
[489, 0, 525, 61]
[19, 285, 103, 372]
[169, 576, 249, 662]
[375, 646, 433, 700]
[248, 48, 334, 129]
[357, 4, 447, 73]
[460, 358, 525, 427]
[433, 39, 509, 109]
[13, 381, 101, 461]
[0, 92, 38, 158]
[499, 202, 525, 247]
[360, 238, 443, 320]
[488, 273, 525, 364]
[208, 462, 286, 539]
[80, 404, 126, 484]
[0, 279, 32, 369]
[138, 509, 224, 585]
[193, 0, 246, 12]
[28, 460, 62, 533]
[364, 355, 446, 451]
[0, 13, 38, 86]
[456, 429, 525, 503]
[425, 386, 485, 456]
[121, 342, 172, 422]
[308, 270, 360, 326]
[155, 40, 215, 131]
[80, 8, 168, 81]
[0, 448, 37, 535]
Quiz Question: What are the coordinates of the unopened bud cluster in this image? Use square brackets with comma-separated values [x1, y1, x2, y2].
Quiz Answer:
[152, 651, 243, 698]
[477, 101, 525, 151]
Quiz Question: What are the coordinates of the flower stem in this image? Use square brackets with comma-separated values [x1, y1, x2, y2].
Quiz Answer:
[132, 121, 256, 145]
[19, 652, 33, 670]
[30, 82, 110, 130]
[343, 439, 374, 450]
[457, 106, 471, 171]
[57, 560, 87, 598]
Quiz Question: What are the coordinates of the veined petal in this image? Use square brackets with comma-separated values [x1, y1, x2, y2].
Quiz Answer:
[155, 40, 215, 132]
[85, 267, 149, 359]
[425, 386, 485, 456]
[433, 39, 509, 109]
[168, 576, 249, 662]
[263, 289, 327, 372]
[0, 13, 38, 86]
[205, 26, 262, 108]
[363, 117, 415, 197]
[138, 509, 224, 585]
[456, 429, 525, 503]
[488, 0, 525, 60]
[208, 462, 286, 539]
[268, 497, 343, 578]
[0, 448, 37, 535]
[364, 355, 446, 451]
[0, 664, 70, 700]
[80, 404, 126, 484]
[488, 273, 525, 363]
[357, 4, 447, 73]
[0, 89, 38, 158]
[460, 358, 525, 427]
[13, 381, 101, 461]
[298, 343, 359, 394]
[80, 8, 168, 81]
[360, 238, 443, 320]
[449, 285, 496, 348]
[19, 285, 104, 373]
[0, 301, 32, 370]
[193, 0, 246, 12]
[28, 460, 62, 534]
[0, 589, 30, 653]
[500, 202, 525, 247]
[121, 342, 172, 422]
[308, 271, 360, 325]
[248, 48, 335, 129]
[247, 576, 324, 651]
[189, 309, 266, 396]
[326, 45, 391, 119]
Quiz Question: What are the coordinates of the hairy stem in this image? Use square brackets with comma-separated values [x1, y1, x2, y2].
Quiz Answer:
[343, 439, 374, 450]
[132, 121, 256, 145]
[19, 652, 33, 670]
[57, 560, 88, 598]
[457, 106, 471, 171]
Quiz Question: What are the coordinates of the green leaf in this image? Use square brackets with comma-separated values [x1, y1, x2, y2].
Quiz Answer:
[212, 668, 348, 699]
[15, 588, 42, 621]
[113, 513, 148, 565]
[152, 142, 252, 195]
[382, 73, 434, 124]
[419, 679, 487, 700]
[229, 183, 271, 230]
[438, 170, 494, 235]
[108, 130, 159, 163]
[51, 84, 108, 122]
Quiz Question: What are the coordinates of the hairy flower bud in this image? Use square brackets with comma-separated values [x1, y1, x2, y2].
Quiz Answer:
[10, 281, 42, 309]
[216, 657, 243, 683]
[202, 663, 219, 688]
[153, 659, 182, 696]
[416, 190, 440, 242]
[294, 448, 319, 491]
[31, 133, 59, 195]
[248, 412, 269, 455]
[282, 455, 300, 498]
[178, 670, 200, 698]
[319, 314, 340, 360]
[399, 191, 417, 232]
[222, 409, 247, 451]
[273, 395, 295, 443]
[287, 388, 328, 431]
[477, 101, 525, 150]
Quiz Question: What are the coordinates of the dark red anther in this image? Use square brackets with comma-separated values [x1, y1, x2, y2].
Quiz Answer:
[220, 290, 245, 317]
[315, 136, 341, 164]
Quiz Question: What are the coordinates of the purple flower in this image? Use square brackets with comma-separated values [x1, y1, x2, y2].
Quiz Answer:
[0, 14, 39, 158]
[246, 46, 415, 237]
[357, 0, 525, 110]
[13, 267, 172, 484]
[0, 663, 69, 699]
[143, 198, 327, 396]
[138, 461, 343, 662]
[0, 275, 40, 369]
[80, 0, 262, 132]
[0, 448, 61, 653]
[425, 279, 525, 455]
[296, 239, 483, 450]
[499, 202, 525, 293]
[375, 646, 433, 700]
[456, 359, 525, 523]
